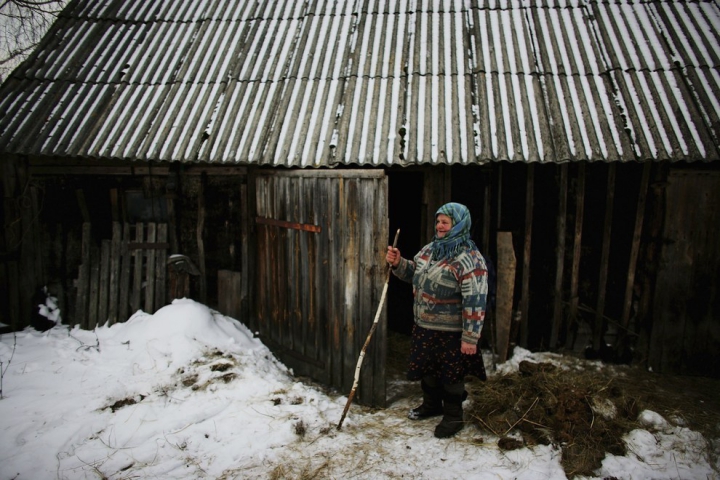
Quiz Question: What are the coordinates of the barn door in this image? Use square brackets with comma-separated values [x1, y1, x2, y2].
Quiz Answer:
[255, 170, 389, 406]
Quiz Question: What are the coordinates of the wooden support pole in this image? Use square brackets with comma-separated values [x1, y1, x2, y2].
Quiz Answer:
[88, 245, 100, 330]
[566, 162, 586, 350]
[519, 164, 534, 347]
[108, 222, 121, 325]
[118, 223, 131, 322]
[145, 223, 157, 313]
[622, 162, 651, 329]
[98, 240, 111, 325]
[197, 174, 207, 303]
[551, 164, 568, 349]
[155, 223, 167, 311]
[75, 222, 91, 328]
[593, 163, 616, 351]
[131, 224, 144, 313]
[240, 183, 249, 320]
[496, 232, 516, 362]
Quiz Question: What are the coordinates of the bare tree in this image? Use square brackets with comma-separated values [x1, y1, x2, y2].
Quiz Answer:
[0, 0, 67, 82]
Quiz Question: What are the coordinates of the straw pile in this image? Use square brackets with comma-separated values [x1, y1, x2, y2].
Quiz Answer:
[465, 358, 720, 476]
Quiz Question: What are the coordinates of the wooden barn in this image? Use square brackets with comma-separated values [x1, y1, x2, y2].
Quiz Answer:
[1, 0, 719, 406]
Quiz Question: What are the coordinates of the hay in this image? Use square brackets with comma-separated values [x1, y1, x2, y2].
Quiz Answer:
[465, 358, 720, 477]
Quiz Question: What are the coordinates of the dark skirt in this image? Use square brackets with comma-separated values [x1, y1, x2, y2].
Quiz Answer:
[407, 324, 487, 384]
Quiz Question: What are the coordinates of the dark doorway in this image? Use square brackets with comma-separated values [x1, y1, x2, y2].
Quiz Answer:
[387, 171, 424, 335]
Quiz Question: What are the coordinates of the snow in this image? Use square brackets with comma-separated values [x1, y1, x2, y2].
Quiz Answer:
[1, 298, 718, 479]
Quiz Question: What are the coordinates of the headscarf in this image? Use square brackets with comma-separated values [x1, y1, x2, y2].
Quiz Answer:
[431, 202, 477, 261]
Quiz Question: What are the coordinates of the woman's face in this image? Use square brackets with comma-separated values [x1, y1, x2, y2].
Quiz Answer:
[435, 214, 453, 238]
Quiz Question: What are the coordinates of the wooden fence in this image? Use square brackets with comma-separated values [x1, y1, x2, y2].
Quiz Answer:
[74, 222, 168, 328]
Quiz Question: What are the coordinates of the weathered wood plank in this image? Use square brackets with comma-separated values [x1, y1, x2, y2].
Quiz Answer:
[218, 270, 242, 320]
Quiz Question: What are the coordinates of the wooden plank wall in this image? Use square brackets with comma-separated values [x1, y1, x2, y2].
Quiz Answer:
[74, 222, 167, 328]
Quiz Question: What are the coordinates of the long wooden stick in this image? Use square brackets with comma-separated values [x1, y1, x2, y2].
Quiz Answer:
[337, 228, 400, 430]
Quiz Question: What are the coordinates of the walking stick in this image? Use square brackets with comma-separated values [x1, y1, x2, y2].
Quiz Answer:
[337, 228, 400, 430]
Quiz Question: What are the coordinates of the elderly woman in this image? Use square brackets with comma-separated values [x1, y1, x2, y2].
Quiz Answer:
[386, 202, 489, 438]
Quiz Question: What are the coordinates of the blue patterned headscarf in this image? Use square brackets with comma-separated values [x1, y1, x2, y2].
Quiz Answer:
[431, 202, 477, 260]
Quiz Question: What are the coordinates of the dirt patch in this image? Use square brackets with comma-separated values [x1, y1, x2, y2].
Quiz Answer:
[465, 359, 720, 477]
[387, 331, 720, 477]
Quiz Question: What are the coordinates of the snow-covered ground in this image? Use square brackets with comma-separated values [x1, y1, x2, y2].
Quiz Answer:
[1, 298, 717, 479]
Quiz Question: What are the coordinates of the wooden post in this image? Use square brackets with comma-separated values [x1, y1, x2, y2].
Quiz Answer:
[519, 164, 534, 347]
[88, 246, 100, 329]
[593, 163, 616, 352]
[551, 164, 568, 349]
[197, 174, 207, 303]
[496, 232, 516, 362]
[482, 172, 491, 256]
[145, 223, 157, 313]
[622, 162, 651, 328]
[240, 183, 249, 320]
[566, 162, 586, 350]
[108, 222, 121, 325]
[75, 222, 91, 328]
[118, 223, 131, 322]
[98, 239, 111, 325]
[131, 224, 144, 313]
[155, 223, 167, 311]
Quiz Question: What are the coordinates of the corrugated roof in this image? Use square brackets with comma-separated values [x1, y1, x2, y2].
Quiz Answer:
[0, 0, 718, 166]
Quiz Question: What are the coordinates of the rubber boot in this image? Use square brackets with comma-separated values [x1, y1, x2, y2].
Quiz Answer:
[434, 385, 465, 438]
[408, 378, 443, 420]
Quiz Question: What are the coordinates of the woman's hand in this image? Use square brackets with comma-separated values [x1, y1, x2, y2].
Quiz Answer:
[386, 246, 401, 267]
[460, 341, 477, 355]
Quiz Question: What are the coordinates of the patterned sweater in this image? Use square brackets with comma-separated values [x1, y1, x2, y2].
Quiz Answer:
[392, 243, 488, 344]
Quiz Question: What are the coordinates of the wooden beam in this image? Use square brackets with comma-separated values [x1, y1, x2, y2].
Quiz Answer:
[118, 223, 131, 323]
[519, 164, 534, 347]
[108, 222, 121, 325]
[622, 162, 652, 328]
[145, 223, 157, 313]
[155, 223, 167, 312]
[32, 166, 171, 176]
[551, 164, 568, 349]
[496, 231, 516, 362]
[593, 163, 616, 351]
[566, 162, 586, 350]
[197, 174, 207, 303]
[240, 183, 250, 325]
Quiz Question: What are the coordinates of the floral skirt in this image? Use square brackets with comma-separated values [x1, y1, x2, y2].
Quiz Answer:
[407, 324, 487, 384]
